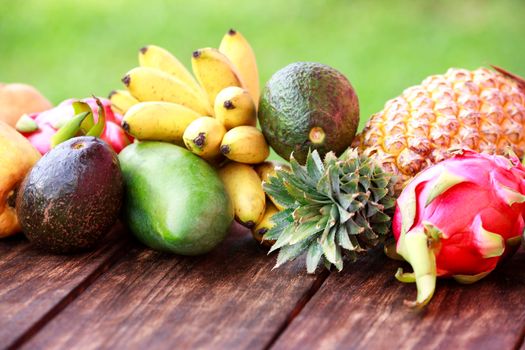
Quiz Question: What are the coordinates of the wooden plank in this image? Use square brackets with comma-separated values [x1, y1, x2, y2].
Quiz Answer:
[20, 223, 324, 350]
[271, 248, 525, 350]
[1, 223, 128, 349]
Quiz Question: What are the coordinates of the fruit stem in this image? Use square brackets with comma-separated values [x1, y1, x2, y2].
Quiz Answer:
[193, 133, 206, 148]
[220, 145, 231, 155]
[122, 75, 131, 86]
[396, 228, 437, 308]
[491, 65, 525, 92]
[309, 127, 326, 145]
[223, 100, 235, 110]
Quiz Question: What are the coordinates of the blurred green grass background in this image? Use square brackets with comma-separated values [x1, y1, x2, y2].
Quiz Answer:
[1, 0, 524, 129]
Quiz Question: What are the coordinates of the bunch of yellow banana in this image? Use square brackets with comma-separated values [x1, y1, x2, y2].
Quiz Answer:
[249, 161, 291, 246]
[108, 29, 284, 233]
[219, 160, 290, 243]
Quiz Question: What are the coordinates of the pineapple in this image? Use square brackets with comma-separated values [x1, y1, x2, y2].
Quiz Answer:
[353, 66, 525, 193]
[263, 149, 395, 272]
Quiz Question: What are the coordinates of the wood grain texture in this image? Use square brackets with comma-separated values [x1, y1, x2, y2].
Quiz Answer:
[1, 223, 128, 349]
[21, 223, 322, 350]
[272, 248, 525, 350]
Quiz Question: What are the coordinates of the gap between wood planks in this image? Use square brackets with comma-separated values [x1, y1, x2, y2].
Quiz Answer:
[264, 269, 331, 350]
[6, 239, 132, 350]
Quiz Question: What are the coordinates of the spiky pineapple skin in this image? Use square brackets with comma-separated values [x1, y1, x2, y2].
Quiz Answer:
[354, 68, 525, 192]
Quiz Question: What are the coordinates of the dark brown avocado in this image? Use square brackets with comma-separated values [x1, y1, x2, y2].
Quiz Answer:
[16, 136, 123, 253]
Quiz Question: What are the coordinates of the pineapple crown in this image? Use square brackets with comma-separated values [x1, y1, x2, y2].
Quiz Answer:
[263, 148, 396, 273]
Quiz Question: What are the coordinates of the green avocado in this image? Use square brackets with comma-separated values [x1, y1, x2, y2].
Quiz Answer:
[118, 141, 233, 255]
[258, 62, 360, 164]
[16, 136, 123, 253]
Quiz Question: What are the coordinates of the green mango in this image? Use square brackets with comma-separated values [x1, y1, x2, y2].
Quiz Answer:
[119, 141, 233, 255]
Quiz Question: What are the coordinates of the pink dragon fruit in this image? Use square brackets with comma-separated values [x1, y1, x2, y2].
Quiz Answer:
[16, 97, 131, 154]
[392, 149, 525, 307]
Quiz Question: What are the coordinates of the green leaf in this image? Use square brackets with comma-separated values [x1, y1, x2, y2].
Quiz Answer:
[302, 191, 332, 204]
[321, 225, 338, 264]
[380, 196, 396, 210]
[336, 224, 354, 250]
[264, 208, 294, 241]
[263, 227, 284, 241]
[340, 177, 359, 194]
[334, 244, 343, 271]
[86, 96, 106, 137]
[306, 241, 323, 273]
[270, 208, 294, 225]
[275, 238, 314, 269]
[283, 181, 312, 205]
[329, 204, 339, 226]
[345, 218, 365, 235]
[50, 111, 90, 148]
[336, 192, 354, 210]
[371, 174, 389, 189]
[336, 204, 352, 224]
[373, 222, 390, 235]
[293, 204, 321, 222]
[290, 154, 316, 187]
[369, 187, 388, 202]
[328, 162, 340, 199]
[355, 213, 372, 232]
[359, 175, 372, 192]
[369, 211, 391, 223]
[316, 171, 332, 198]
[269, 223, 296, 253]
[366, 203, 380, 217]
[305, 149, 323, 182]
[281, 164, 314, 194]
[347, 199, 364, 213]
[289, 219, 324, 245]
[73, 101, 94, 132]
[264, 176, 296, 208]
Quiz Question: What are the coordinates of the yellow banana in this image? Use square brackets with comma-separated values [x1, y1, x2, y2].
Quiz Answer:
[252, 202, 278, 248]
[108, 90, 139, 115]
[122, 67, 213, 116]
[218, 162, 266, 228]
[183, 116, 226, 160]
[220, 126, 269, 164]
[214, 86, 256, 129]
[191, 48, 243, 106]
[138, 45, 204, 96]
[255, 161, 291, 211]
[122, 101, 200, 144]
[219, 29, 260, 107]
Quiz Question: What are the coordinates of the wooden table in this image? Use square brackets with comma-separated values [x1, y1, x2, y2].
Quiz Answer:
[2, 222, 525, 350]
